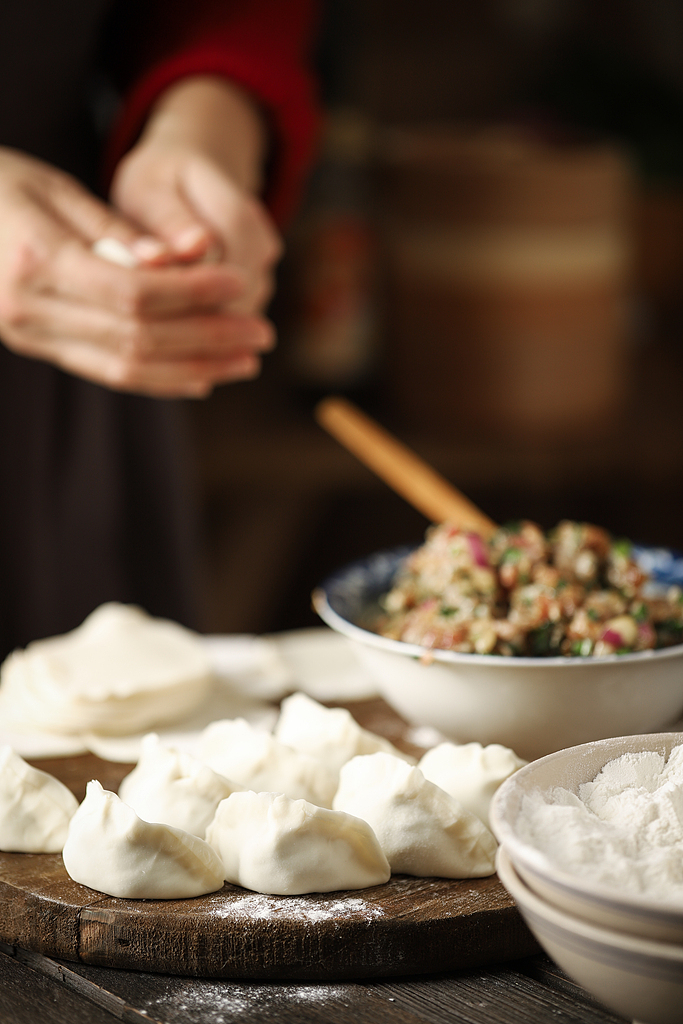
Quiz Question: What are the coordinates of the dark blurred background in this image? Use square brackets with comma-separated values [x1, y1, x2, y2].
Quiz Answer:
[188, 0, 683, 636]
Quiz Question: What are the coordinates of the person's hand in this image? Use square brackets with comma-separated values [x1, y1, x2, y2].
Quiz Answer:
[112, 146, 281, 318]
[110, 75, 282, 322]
[0, 148, 274, 397]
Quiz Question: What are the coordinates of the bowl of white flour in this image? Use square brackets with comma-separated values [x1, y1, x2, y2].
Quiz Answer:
[496, 843, 683, 1024]
[490, 732, 683, 943]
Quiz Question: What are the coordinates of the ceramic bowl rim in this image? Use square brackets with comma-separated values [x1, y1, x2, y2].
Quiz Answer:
[313, 547, 683, 670]
[496, 844, 683, 961]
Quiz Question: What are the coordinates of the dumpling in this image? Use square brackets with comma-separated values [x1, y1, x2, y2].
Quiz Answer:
[0, 603, 214, 736]
[418, 742, 527, 826]
[333, 752, 497, 878]
[0, 745, 78, 852]
[62, 781, 224, 899]
[118, 733, 244, 837]
[197, 718, 337, 808]
[274, 691, 416, 777]
[206, 790, 390, 895]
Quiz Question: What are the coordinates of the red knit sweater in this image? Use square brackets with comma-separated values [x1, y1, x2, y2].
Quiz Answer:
[103, 0, 321, 224]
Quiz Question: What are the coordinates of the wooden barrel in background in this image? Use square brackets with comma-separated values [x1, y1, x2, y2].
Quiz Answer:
[376, 126, 635, 440]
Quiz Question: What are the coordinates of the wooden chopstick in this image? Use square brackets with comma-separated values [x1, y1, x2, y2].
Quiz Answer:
[315, 397, 498, 538]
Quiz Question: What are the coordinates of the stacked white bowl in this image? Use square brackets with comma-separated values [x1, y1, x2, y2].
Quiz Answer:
[490, 733, 683, 1024]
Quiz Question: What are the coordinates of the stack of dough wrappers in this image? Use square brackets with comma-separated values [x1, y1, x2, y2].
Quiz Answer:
[0, 603, 215, 737]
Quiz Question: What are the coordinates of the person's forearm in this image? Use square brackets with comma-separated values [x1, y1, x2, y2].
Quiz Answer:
[137, 75, 268, 194]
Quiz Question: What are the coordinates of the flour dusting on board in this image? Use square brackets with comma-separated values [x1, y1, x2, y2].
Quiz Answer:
[208, 891, 385, 921]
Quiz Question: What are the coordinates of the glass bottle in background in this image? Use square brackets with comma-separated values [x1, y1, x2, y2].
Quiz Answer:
[284, 108, 379, 392]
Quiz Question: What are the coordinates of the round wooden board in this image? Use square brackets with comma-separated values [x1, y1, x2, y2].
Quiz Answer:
[0, 705, 539, 980]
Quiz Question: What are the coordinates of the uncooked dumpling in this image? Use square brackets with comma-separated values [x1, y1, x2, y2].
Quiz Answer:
[197, 718, 337, 808]
[0, 745, 78, 852]
[333, 752, 497, 878]
[0, 603, 214, 736]
[274, 691, 415, 777]
[418, 742, 527, 826]
[62, 781, 224, 899]
[206, 790, 390, 895]
[118, 733, 244, 837]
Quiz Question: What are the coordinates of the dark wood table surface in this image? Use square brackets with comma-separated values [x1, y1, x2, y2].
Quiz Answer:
[0, 942, 630, 1024]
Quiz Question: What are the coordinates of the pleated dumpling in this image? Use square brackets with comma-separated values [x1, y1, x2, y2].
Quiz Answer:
[0, 745, 78, 852]
[333, 752, 497, 879]
[118, 733, 243, 837]
[197, 718, 337, 808]
[62, 781, 224, 899]
[418, 741, 527, 826]
[206, 790, 391, 895]
[274, 692, 415, 777]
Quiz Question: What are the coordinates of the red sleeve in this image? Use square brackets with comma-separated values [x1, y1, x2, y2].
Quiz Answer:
[103, 0, 321, 225]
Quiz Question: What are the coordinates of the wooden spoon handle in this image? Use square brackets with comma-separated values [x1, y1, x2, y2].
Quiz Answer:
[315, 397, 498, 538]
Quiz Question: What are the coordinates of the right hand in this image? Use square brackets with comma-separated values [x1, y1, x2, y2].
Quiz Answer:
[0, 148, 274, 397]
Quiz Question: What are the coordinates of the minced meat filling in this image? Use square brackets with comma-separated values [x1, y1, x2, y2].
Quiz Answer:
[375, 520, 683, 657]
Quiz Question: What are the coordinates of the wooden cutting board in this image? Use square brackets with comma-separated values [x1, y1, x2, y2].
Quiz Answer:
[0, 701, 539, 980]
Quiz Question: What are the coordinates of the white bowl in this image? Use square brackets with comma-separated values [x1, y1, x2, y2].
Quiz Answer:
[312, 548, 683, 761]
[496, 845, 683, 1024]
[490, 732, 683, 944]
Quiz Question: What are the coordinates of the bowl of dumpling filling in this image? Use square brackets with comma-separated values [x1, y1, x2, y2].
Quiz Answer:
[312, 520, 683, 761]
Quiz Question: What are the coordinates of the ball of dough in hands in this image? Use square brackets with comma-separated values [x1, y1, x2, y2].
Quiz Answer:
[197, 717, 337, 808]
[118, 733, 244, 838]
[62, 780, 224, 899]
[333, 752, 497, 878]
[0, 746, 79, 852]
[418, 742, 527, 827]
[274, 692, 416, 777]
[206, 790, 391, 895]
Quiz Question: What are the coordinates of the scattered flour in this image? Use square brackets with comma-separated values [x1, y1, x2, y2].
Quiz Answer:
[207, 891, 385, 922]
[516, 744, 683, 902]
[149, 979, 353, 1018]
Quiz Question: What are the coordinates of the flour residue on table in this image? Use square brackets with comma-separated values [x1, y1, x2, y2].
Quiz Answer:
[150, 979, 354, 1019]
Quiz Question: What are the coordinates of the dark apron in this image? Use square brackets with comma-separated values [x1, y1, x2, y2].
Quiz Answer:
[0, 0, 200, 659]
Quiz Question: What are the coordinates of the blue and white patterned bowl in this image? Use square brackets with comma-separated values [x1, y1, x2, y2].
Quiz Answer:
[634, 545, 683, 588]
[312, 547, 683, 761]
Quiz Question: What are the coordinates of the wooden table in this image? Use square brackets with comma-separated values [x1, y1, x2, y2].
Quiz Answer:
[0, 942, 630, 1023]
